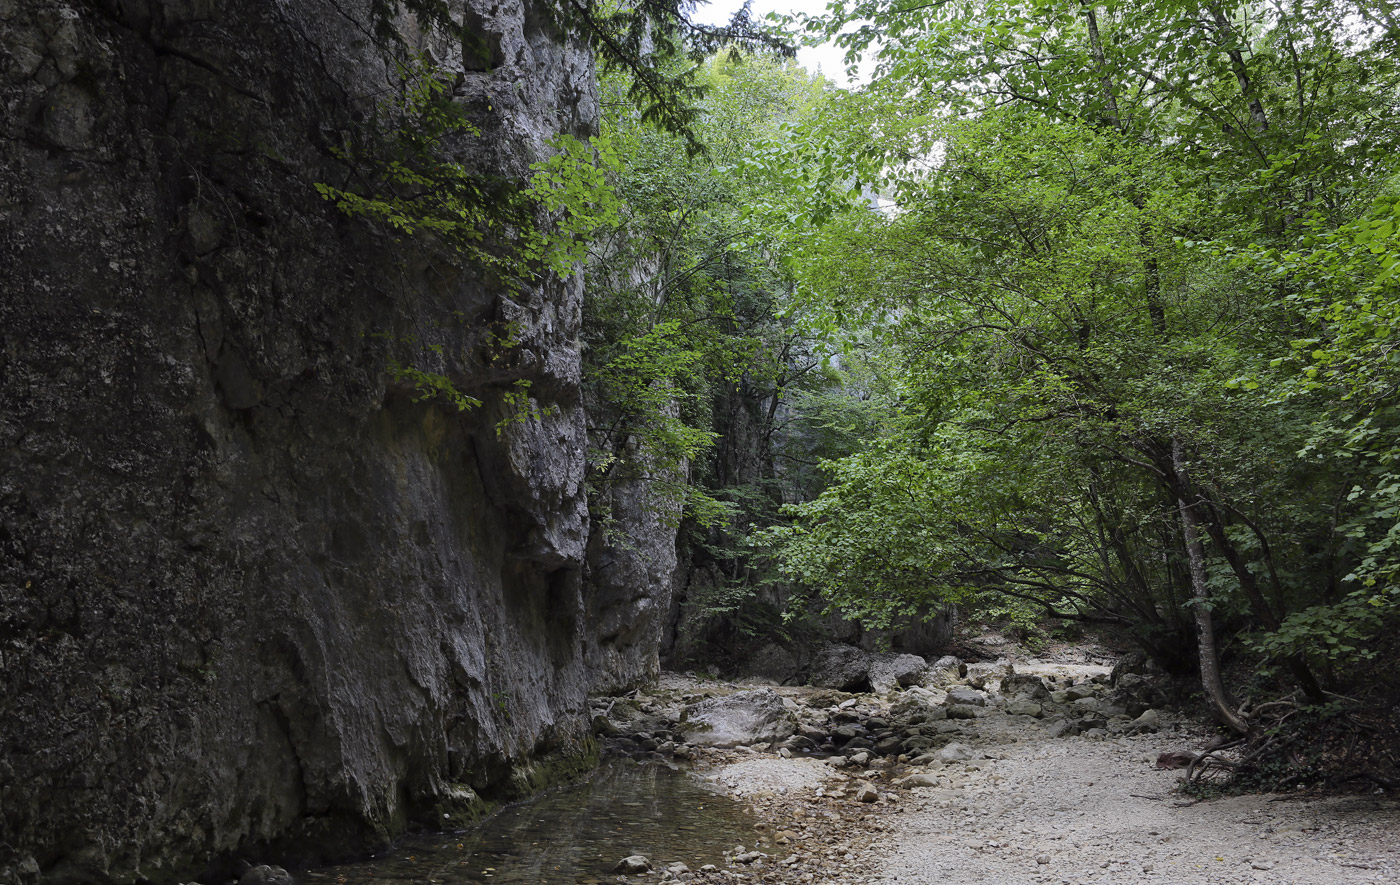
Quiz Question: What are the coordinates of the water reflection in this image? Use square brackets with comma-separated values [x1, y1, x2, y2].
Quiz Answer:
[307, 757, 755, 884]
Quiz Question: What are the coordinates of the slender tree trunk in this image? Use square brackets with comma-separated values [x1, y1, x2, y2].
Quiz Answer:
[1083, 5, 1122, 131]
[1196, 501, 1327, 703]
[1173, 438, 1251, 735]
[1205, 1, 1270, 133]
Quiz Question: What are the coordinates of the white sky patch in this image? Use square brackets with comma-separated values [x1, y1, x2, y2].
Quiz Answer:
[692, 0, 876, 87]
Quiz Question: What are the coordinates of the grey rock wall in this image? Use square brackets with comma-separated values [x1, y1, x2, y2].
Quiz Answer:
[0, 0, 599, 881]
[583, 439, 684, 693]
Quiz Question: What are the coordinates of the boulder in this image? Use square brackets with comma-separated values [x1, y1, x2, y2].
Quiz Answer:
[681, 689, 798, 748]
[946, 687, 987, 707]
[807, 643, 874, 692]
[855, 782, 880, 803]
[890, 686, 946, 718]
[1001, 674, 1051, 701]
[946, 704, 981, 720]
[1071, 696, 1101, 713]
[1129, 708, 1161, 734]
[869, 653, 929, 692]
[239, 867, 293, 885]
[615, 856, 652, 874]
[937, 742, 977, 763]
[1109, 672, 1170, 717]
[902, 735, 936, 753]
[874, 736, 904, 756]
[1064, 684, 1098, 702]
[746, 643, 804, 685]
[899, 772, 940, 788]
[1006, 698, 1043, 718]
[1110, 651, 1149, 685]
[931, 655, 968, 678]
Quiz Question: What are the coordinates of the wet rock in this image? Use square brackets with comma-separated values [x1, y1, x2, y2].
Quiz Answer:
[681, 689, 798, 748]
[831, 723, 863, 742]
[734, 850, 764, 863]
[615, 855, 653, 873]
[946, 704, 981, 720]
[238, 866, 294, 885]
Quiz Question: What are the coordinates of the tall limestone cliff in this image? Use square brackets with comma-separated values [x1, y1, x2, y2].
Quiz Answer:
[0, 0, 610, 881]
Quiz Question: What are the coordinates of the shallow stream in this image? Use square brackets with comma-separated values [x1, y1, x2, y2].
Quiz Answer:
[303, 757, 756, 884]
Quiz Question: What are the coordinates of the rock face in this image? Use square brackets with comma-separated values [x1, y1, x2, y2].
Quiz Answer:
[0, 1, 601, 882]
[680, 689, 798, 748]
[584, 435, 684, 693]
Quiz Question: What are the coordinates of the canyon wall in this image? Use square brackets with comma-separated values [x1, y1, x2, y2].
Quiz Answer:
[0, 1, 609, 881]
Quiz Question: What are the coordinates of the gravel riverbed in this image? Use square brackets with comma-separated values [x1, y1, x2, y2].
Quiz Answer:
[605, 666, 1400, 885]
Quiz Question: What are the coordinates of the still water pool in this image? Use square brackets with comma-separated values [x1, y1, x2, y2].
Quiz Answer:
[304, 757, 756, 884]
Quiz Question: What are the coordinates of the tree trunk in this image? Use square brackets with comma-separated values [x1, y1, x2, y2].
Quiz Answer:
[1173, 437, 1251, 735]
[1195, 502, 1326, 703]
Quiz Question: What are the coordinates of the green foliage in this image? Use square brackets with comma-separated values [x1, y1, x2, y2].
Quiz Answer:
[585, 55, 854, 541]
[755, 0, 1400, 696]
[386, 359, 483, 411]
[557, 0, 794, 154]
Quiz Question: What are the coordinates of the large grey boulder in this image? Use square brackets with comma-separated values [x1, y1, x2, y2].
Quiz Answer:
[869, 653, 928, 693]
[807, 643, 874, 692]
[745, 643, 805, 685]
[1006, 698, 1044, 718]
[239, 866, 294, 885]
[1109, 672, 1171, 717]
[946, 686, 988, 707]
[1001, 674, 1051, 702]
[681, 689, 798, 748]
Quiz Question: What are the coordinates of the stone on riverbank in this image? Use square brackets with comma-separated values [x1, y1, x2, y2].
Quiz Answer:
[614, 855, 652, 873]
[682, 689, 798, 748]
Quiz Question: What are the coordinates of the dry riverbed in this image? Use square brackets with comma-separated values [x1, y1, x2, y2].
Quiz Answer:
[598, 664, 1400, 885]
